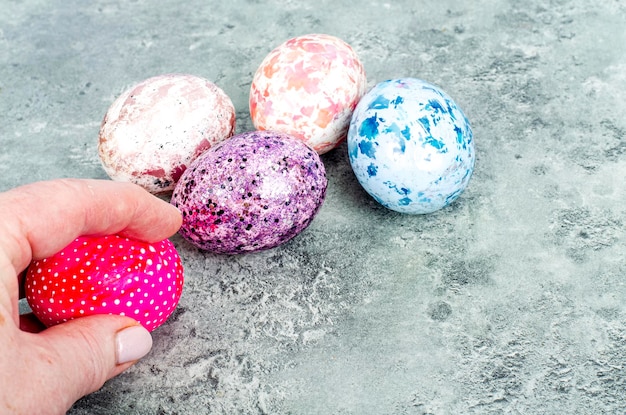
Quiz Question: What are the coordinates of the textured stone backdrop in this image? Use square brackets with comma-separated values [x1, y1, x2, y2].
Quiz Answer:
[1, 1, 625, 413]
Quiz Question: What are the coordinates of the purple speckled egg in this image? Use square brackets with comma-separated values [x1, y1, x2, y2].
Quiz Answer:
[171, 130, 327, 254]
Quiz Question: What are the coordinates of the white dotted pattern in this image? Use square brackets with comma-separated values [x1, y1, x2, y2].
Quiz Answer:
[25, 234, 184, 332]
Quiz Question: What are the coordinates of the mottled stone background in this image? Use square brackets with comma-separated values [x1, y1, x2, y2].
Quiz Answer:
[1, 1, 625, 414]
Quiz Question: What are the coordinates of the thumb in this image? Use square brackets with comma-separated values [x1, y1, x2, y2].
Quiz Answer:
[31, 315, 152, 411]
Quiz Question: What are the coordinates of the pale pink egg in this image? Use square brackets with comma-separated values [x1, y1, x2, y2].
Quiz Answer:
[250, 34, 367, 154]
[99, 74, 236, 194]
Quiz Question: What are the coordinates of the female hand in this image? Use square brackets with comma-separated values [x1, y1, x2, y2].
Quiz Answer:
[0, 179, 182, 415]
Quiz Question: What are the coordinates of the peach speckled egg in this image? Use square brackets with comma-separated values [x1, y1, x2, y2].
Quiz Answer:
[249, 34, 367, 155]
[99, 74, 236, 194]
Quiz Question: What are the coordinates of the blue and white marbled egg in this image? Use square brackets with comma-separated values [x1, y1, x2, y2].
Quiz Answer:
[347, 78, 475, 214]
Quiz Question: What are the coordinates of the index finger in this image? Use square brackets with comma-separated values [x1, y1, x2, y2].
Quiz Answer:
[0, 178, 182, 275]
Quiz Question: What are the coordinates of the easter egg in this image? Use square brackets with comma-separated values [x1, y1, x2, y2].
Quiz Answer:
[171, 130, 327, 254]
[249, 34, 367, 154]
[98, 73, 236, 194]
[348, 78, 475, 214]
[25, 235, 184, 332]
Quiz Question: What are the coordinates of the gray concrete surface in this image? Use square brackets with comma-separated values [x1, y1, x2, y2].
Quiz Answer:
[2, 0, 626, 414]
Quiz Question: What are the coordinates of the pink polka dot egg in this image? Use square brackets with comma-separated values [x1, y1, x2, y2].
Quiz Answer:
[99, 73, 236, 194]
[25, 234, 184, 332]
[250, 34, 367, 154]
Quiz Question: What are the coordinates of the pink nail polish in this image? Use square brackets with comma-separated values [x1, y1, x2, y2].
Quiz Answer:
[116, 325, 153, 364]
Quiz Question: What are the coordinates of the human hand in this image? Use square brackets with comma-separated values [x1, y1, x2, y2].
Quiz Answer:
[0, 179, 182, 415]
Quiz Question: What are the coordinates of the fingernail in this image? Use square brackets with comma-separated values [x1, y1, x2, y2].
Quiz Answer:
[116, 325, 153, 364]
